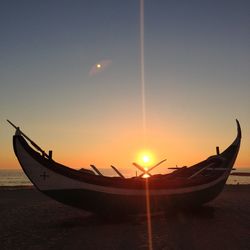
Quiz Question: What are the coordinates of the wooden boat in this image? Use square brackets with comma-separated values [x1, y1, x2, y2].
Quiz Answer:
[9, 120, 241, 215]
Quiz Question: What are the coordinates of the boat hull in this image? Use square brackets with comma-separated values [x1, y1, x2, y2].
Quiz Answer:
[43, 179, 226, 215]
[11, 120, 241, 215]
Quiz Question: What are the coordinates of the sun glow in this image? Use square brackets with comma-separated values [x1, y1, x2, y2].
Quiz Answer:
[142, 155, 150, 164]
[137, 151, 155, 168]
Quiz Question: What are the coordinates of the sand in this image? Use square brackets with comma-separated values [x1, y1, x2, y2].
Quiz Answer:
[0, 185, 249, 250]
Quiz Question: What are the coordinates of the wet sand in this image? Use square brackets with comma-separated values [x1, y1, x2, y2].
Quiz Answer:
[0, 185, 249, 250]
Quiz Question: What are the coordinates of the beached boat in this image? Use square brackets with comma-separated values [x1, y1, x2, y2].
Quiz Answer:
[9, 120, 241, 215]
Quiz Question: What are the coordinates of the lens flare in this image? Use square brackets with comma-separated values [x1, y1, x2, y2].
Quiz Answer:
[89, 59, 112, 76]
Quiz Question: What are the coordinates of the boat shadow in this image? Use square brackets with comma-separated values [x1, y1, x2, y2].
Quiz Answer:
[50, 205, 218, 229]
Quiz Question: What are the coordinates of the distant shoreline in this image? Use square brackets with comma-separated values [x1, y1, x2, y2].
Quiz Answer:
[1, 168, 250, 187]
[0, 185, 33, 190]
[230, 172, 250, 176]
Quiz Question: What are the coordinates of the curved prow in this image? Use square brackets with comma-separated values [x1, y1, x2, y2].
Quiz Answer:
[219, 119, 241, 170]
[230, 119, 242, 147]
[236, 119, 241, 140]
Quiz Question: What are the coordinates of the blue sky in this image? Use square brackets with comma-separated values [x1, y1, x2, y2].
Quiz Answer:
[0, 0, 249, 169]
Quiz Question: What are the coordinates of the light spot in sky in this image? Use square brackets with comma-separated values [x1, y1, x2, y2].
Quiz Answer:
[89, 59, 112, 76]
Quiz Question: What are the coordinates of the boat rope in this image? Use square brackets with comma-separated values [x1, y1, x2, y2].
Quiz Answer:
[7, 119, 50, 159]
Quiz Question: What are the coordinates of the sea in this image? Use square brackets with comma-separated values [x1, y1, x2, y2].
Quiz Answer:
[0, 168, 250, 187]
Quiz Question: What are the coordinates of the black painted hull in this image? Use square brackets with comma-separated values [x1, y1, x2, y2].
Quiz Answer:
[44, 179, 226, 215]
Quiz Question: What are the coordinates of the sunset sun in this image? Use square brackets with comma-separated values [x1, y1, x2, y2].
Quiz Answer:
[137, 151, 155, 168]
[142, 155, 150, 164]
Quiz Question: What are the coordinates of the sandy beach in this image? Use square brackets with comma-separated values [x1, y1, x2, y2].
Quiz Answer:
[0, 185, 249, 250]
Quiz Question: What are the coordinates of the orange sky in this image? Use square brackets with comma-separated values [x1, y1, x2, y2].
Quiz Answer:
[2, 117, 249, 171]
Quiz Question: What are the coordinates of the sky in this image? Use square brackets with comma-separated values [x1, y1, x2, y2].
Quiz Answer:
[0, 0, 249, 171]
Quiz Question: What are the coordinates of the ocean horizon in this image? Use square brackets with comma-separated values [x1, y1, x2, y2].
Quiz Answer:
[1, 168, 250, 187]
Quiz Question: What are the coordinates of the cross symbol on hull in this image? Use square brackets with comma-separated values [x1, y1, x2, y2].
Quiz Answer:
[40, 171, 49, 180]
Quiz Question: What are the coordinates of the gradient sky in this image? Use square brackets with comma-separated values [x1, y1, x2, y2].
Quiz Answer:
[1, 0, 249, 171]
